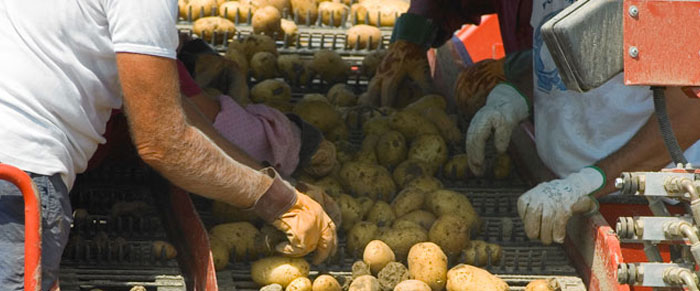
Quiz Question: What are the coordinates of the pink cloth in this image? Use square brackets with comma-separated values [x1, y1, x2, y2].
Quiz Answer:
[213, 95, 302, 176]
[177, 60, 203, 97]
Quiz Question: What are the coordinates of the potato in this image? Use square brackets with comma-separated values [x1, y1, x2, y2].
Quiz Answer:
[339, 162, 397, 201]
[303, 93, 329, 103]
[287, 277, 313, 291]
[349, 275, 380, 291]
[352, 261, 372, 278]
[261, 284, 284, 291]
[265, 100, 294, 113]
[278, 55, 314, 86]
[253, 6, 282, 36]
[193, 17, 236, 44]
[443, 154, 470, 180]
[228, 34, 278, 61]
[404, 94, 448, 113]
[327, 84, 357, 107]
[375, 130, 407, 169]
[219, 1, 256, 22]
[363, 240, 395, 275]
[428, 214, 470, 257]
[347, 25, 382, 50]
[347, 222, 378, 256]
[255, 224, 288, 256]
[525, 279, 557, 291]
[352, 0, 407, 26]
[327, 124, 350, 142]
[408, 242, 448, 290]
[391, 220, 424, 231]
[362, 116, 391, 136]
[311, 50, 349, 84]
[291, 0, 319, 23]
[389, 110, 439, 140]
[314, 176, 345, 197]
[425, 190, 480, 232]
[312, 275, 342, 291]
[361, 50, 387, 77]
[356, 197, 375, 219]
[209, 222, 259, 259]
[460, 240, 502, 267]
[365, 201, 395, 227]
[224, 48, 250, 76]
[422, 108, 462, 145]
[377, 262, 409, 290]
[251, 51, 278, 80]
[251, 257, 311, 287]
[408, 134, 448, 173]
[446, 264, 508, 291]
[378, 227, 428, 260]
[180, 0, 218, 20]
[338, 194, 363, 232]
[319, 2, 349, 27]
[394, 280, 431, 291]
[391, 188, 425, 217]
[152, 240, 178, 259]
[251, 79, 292, 104]
[392, 159, 432, 187]
[395, 210, 435, 230]
[211, 200, 259, 223]
[280, 19, 299, 45]
[494, 153, 512, 179]
[404, 176, 443, 193]
[210, 236, 230, 270]
[293, 100, 343, 133]
[242, 0, 291, 13]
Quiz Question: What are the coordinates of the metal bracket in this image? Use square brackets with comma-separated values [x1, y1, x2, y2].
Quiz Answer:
[616, 216, 694, 242]
[618, 262, 694, 287]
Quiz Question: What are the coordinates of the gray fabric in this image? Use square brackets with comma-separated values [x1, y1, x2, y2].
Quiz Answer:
[0, 172, 72, 290]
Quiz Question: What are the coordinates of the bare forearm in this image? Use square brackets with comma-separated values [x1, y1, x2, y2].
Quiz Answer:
[594, 87, 700, 196]
[181, 96, 264, 170]
[118, 53, 271, 208]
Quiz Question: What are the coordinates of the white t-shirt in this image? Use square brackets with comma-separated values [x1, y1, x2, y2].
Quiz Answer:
[0, 0, 178, 189]
[530, 0, 700, 177]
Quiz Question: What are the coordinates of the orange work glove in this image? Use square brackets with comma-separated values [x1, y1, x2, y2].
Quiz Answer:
[295, 182, 342, 228]
[250, 168, 338, 264]
[365, 40, 433, 107]
[454, 58, 506, 119]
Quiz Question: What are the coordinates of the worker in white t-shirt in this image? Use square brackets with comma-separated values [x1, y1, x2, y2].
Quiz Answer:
[0, 1, 336, 288]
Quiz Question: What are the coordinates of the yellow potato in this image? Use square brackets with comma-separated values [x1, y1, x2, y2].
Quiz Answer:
[365, 201, 395, 227]
[251, 51, 278, 80]
[291, 0, 319, 24]
[347, 222, 379, 256]
[525, 279, 557, 291]
[312, 275, 342, 291]
[404, 94, 448, 113]
[338, 194, 363, 232]
[408, 134, 448, 173]
[421, 107, 462, 145]
[392, 159, 432, 187]
[277, 54, 314, 86]
[242, 0, 291, 13]
[446, 264, 509, 291]
[407, 242, 448, 291]
[228, 34, 278, 61]
[425, 190, 480, 233]
[251, 256, 311, 287]
[319, 2, 349, 27]
[356, 197, 375, 219]
[392, 220, 424, 231]
[327, 84, 357, 107]
[391, 188, 425, 218]
[302, 93, 329, 103]
[293, 100, 342, 133]
[348, 275, 380, 291]
[180, 0, 218, 21]
[209, 236, 230, 270]
[352, 261, 372, 279]
[404, 176, 443, 193]
[363, 240, 395, 275]
[352, 0, 407, 26]
[280, 19, 299, 45]
[152, 240, 178, 260]
[209, 222, 260, 259]
[224, 48, 249, 76]
[394, 210, 436, 230]
[251, 79, 292, 104]
[346, 25, 382, 50]
[339, 162, 397, 201]
[362, 116, 391, 136]
[378, 227, 428, 260]
[252, 6, 282, 36]
[313, 176, 345, 197]
[361, 50, 387, 77]
[461, 240, 502, 267]
[428, 214, 471, 257]
[286, 277, 312, 291]
[389, 110, 439, 140]
[192, 17, 236, 45]
[394, 280, 431, 291]
[375, 130, 407, 169]
[311, 50, 349, 84]
[443, 154, 470, 180]
[219, 1, 256, 22]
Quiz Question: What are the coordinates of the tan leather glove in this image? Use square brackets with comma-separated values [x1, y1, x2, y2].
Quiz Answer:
[454, 58, 506, 119]
[248, 168, 338, 264]
[303, 139, 337, 178]
[295, 182, 342, 228]
[273, 192, 338, 264]
[365, 40, 433, 107]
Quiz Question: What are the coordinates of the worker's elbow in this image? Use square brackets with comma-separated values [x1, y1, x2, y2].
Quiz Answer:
[135, 139, 170, 168]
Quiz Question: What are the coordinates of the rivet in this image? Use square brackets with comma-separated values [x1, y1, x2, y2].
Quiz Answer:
[629, 46, 639, 58]
[628, 6, 639, 17]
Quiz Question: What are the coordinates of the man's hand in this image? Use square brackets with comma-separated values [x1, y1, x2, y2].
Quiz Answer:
[272, 191, 338, 264]
[365, 40, 432, 107]
[517, 167, 604, 245]
[465, 83, 529, 175]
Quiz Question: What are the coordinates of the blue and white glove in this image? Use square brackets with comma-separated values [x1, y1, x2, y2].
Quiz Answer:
[517, 166, 605, 245]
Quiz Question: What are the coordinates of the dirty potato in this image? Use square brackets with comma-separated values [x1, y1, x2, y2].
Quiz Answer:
[251, 51, 278, 80]
[252, 6, 282, 36]
[346, 25, 382, 50]
[251, 79, 292, 104]
[311, 50, 349, 84]
[407, 242, 448, 291]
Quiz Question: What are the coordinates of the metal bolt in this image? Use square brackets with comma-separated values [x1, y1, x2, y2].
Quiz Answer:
[615, 177, 625, 189]
[629, 46, 639, 58]
[629, 6, 639, 17]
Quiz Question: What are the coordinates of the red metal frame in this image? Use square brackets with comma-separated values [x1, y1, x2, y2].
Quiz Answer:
[0, 164, 41, 291]
[623, 0, 700, 87]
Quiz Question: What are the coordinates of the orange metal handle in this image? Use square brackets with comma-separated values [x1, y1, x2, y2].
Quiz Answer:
[0, 164, 42, 291]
